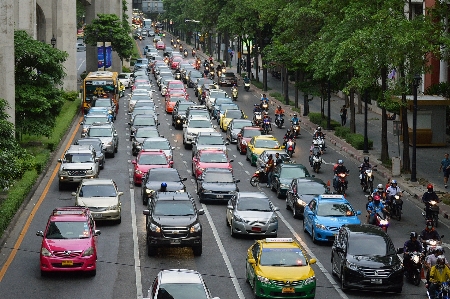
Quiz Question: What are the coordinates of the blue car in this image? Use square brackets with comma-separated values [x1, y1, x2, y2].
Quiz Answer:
[303, 194, 361, 243]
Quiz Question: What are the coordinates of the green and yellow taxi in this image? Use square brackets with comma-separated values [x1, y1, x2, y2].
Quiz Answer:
[219, 109, 247, 132]
[246, 135, 282, 166]
[246, 238, 316, 298]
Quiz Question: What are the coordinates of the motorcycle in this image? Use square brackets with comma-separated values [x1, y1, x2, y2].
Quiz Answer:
[250, 168, 268, 187]
[335, 172, 348, 195]
[253, 112, 262, 126]
[275, 114, 284, 129]
[375, 211, 390, 232]
[422, 238, 443, 256]
[139, 35, 142, 41]
[315, 136, 325, 153]
[232, 88, 238, 101]
[171, 38, 174, 45]
[405, 251, 424, 286]
[179, 45, 183, 52]
[360, 166, 377, 193]
[174, 72, 181, 80]
[286, 140, 295, 158]
[209, 72, 215, 80]
[291, 121, 301, 137]
[173, 43, 178, 49]
[386, 194, 403, 221]
[262, 119, 271, 135]
[192, 49, 196, 57]
[427, 281, 450, 299]
[183, 49, 188, 58]
[312, 153, 322, 173]
[261, 100, 269, 112]
[244, 81, 250, 91]
[423, 200, 440, 228]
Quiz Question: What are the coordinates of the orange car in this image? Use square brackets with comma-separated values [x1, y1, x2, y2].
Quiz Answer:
[165, 96, 187, 113]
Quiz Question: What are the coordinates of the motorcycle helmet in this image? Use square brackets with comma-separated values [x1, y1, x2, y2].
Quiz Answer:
[263, 94, 266, 97]
[437, 255, 446, 268]
[293, 114, 298, 118]
[338, 159, 343, 165]
[427, 183, 434, 192]
[277, 105, 281, 109]
[391, 179, 397, 185]
[161, 182, 167, 188]
[373, 194, 381, 202]
[287, 129, 291, 133]
[364, 156, 369, 163]
[377, 183, 384, 191]
[435, 246, 445, 255]
[368, 195, 373, 201]
[316, 126, 321, 131]
[426, 220, 434, 229]
[264, 111, 269, 116]
[254, 103, 258, 107]
[410, 231, 418, 240]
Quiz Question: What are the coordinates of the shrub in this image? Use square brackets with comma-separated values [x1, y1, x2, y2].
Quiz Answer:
[63, 91, 78, 102]
[122, 66, 132, 73]
[346, 133, 373, 150]
[335, 126, 351, 138]
[308, 112, 323, 125]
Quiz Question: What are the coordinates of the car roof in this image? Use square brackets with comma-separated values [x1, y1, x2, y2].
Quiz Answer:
[243, 126, 261, 130]
[203, 168, 233, 174]
[197, 132, 222, 137]
[280, 163, 306, 168]
[149, 168, 179, 174]
[188, 115, 210, 120]
[253, 135, 276, 140]
[156, 192, 190, 201]
[295, 177, 327, 185]
[159, 269, 203, 284]
[139, 150, 167, 155]
[259, 238, 302, 249]
[80, 178, 114, 186]
[49, 207, 91, 222]
[142, 137, 169, 142]
[89, 123, 113, 129]
[344, 224, 388, 237]
[237, 192, 268, 199]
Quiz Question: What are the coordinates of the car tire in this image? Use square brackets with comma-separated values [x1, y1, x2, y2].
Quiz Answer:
[331, 256, 337, 276]
[293, 207, 298, 219]
[88, 269, 97, 277]
[253, 279, 260, 299]
[312, 226, 317, 244]
[111, 151, 115, 158]
[143, 197, 148, 205]
[192, 246, 202, 256]
[246, 151, 250, 161]
[245, 264, 250, 283]
[230, 221, 236, 237]
[147, 239, 157, 257]
[115, 216, 121, 225]
[58, 181, 64, 191]
[276, 186, 283, 198]
[226, 216, 230, 226]
[184, 142, 189, 150]
[340, 268, 347, 291]
[303, 219, 307, 232]
[41, 270, 48, 277]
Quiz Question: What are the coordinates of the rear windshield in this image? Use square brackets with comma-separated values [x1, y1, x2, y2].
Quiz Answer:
[348, 234, 396, 256]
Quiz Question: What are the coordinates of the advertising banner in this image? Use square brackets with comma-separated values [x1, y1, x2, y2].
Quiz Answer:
[97, 42, 112, 70]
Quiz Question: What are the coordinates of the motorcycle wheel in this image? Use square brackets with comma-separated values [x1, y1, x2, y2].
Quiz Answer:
[396, 207, 402, 221]
[369, 181, 373, 194]
[413, 271, 421, 286]
[382, 226, 388, 232]
[434, 214, 439, 228]
[250, 177, 259, 187]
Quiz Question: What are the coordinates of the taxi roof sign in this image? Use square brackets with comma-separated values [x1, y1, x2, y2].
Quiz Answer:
[265, 238, 293, 243]
[320, 194, 344, 198]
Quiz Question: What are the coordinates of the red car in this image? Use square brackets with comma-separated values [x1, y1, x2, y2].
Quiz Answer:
[165, 96, 187, 113]
[132, 150, 173, 185]
[36, 206, 100, 276]
[192, 149, 234, 179]
[237, 126, 262, 154]
[156, 40, 165, 50]
[167, 80, 186, 92]
[170, 57, 183, 70]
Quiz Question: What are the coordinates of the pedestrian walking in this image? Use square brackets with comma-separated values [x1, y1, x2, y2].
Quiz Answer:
[340, 105, 348, 126]
[439, 153, 450, 188]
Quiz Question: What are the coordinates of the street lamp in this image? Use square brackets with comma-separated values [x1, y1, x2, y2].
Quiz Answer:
[263, 37, 270, 92]
[411, 74, 422, 182]
[51, 35, 56, 48]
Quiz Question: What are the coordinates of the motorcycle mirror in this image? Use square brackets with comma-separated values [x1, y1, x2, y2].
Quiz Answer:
[397, 247, 404, 254]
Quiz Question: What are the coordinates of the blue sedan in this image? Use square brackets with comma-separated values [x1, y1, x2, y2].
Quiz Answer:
[303, 194, 361, 243]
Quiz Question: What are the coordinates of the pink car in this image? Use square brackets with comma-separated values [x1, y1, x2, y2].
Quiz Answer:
[192, 149, 234, 179]
[156, 40, 165, 50]
[236, 126, 262, 154]
[132, 150, 173, 185]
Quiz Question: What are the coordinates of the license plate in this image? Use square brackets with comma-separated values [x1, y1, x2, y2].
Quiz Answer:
[62, 260, 73, 266]
[92, 213, 102, 218]
[170, 239, 181, 244]
[252, 227, 261, 232]
[216, 194, 224, 198]
[371, 278, 382, 284]
[282, 287, 295, 293]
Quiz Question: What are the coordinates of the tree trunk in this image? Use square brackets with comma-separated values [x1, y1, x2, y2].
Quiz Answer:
[400, 67, 410, 172]
[350, 89, 356, 133]
[255, 48, 260, 82]
[294, 70, 299, 109]
[357, 91, 362, 114]
[284, 66, 289, 105]
[381, 66, 389, 162]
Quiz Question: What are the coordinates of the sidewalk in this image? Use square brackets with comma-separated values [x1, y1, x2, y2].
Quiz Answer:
[177, 35, 450, 218]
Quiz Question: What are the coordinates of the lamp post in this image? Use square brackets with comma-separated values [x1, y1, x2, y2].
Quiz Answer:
[363, 89, 369, 153]
[327, 79, 331, 130]
[411, 74, 421, 182]
[263, 37, 270, 92]
[51, 35, 56, 48]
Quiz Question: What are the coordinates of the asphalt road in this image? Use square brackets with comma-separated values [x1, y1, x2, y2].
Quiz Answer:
[1, 36, 450, 299]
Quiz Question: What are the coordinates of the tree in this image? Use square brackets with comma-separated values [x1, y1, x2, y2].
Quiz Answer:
[14, 30, 68, 138]
[84, 14, 134, 62]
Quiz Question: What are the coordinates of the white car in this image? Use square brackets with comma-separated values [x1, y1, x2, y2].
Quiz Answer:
[118, 73, 133, 88]
[206, 89, 228, 111]
[76, 43, 86, 51]
[183, 115, 216, 149]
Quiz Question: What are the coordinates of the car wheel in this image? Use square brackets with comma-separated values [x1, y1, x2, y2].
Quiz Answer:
[184, 141, 189, 150]
[303, 219, 307, 232]
[246, 151, 250, 161]
[286, 198, 291, 210]
[253, 279, 260, 299]
[312, 226, 317, 244]
[293, 207, 298, 219]
[245, 264, 250, 283]
[115, 216, 121, 225]
[230, 221, 236, 237]
[41, 270, 48, 277]
[276, 186, 283, 198]
[88, 269, 97, 277]
[331, 256, 337, 276]
[114, 144, 118, 153]
[340, 268, 347, 291]
[271, 182, 276, 192]
[111, 151, 115, 158]
[226, 216, 230, 226]
[192, 246, 202, 256]
[143, 197, 148, 205]
[58, 181, 64, 191]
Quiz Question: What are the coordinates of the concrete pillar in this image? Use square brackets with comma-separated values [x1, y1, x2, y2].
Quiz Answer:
[54, 0, 77, 91]
[85, 0, 123, 74]
[14, 0, 36, 39]
[37, 0, 53, 44]
[122, 0, 133, 69]
[0, 0, 15, 125]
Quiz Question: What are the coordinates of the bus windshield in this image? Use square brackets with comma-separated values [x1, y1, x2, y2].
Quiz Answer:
[85, 80, 116, 102]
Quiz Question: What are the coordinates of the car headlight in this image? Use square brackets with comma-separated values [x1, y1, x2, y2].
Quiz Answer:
[268, 215, 278, 223]
[178, 189, 185, 193]
[304, 276, 316, 285]
[242, 140, 247, 145]
[345, 260, 359, 271]
[190, 223, 201, 233]
[86, 169, 94, 175]
[297, 199, 307, 206]
[108, 204, 118, 210]
[280, 183, 289, 189]
[233, 214, 244, 222]
[145, 189, 155, 195]
[60, 171, 68, 176]
[82, 247, 94, 257]
[392, 262, 403, 272]
[149, 223, 161, 233]
[135, 169, 143, 175]
[41, 247, 52, 257]
[257, 275, 271, 284]
[315, 223, 327, 230]
[176, 119, 181, 123]
[201, 190, 213, 194]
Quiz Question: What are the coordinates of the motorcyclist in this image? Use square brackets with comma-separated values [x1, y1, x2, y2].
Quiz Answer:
[261, 94, 269, 104]
[423, 183, 440, 220]
[183, 48, 188, 57]
[359, 156, 373, 186]
[421, 220, 442, 243]
[231, 84, 238, 100]
[367, 194, 389, 225]
[274, 106, 284, 122]
[425, 247, 449, 287]
[333, 159, 349, 190]
[284, 129, 295, 145]
[253, 103, 262, 113]
[428, 255, 450, 298]
[291, 114, 300, 125]
[243, 74, 250, 84]
[385, 179, 403, 206]
[309, 140, 321, 167]
[403, 232, 424, 276]
[372, 183, 386, 200]
[262, 112, 272, 131]
[203, 59, 209, 68]
[313, 126, 324, 138]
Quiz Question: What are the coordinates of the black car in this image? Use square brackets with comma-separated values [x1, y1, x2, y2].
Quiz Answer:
[143, 191, 203, 256]
[141, 168, 187, 205]
[197, 168, 240, 203]
[187, 70, 203, 88]
[286, 177, 329, 219]
[270, 163, 311, 199]
[219, 72, 238, 86]
[172, 101, 196, 129]
[74, 137, 106, 170]
[331, 224, 403, 293]
[128, 114, 159, 140]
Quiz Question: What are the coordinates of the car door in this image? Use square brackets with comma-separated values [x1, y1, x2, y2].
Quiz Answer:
[333, 228, 348, 277]
[247, 137, 255, 158]
[304, 199, 317, 232]
[226, 195, 237, 225]
[288, 179, 297, 209]
[247, 242, 260, 284]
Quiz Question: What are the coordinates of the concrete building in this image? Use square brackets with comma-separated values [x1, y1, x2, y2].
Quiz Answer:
[0, 0, 129, 126]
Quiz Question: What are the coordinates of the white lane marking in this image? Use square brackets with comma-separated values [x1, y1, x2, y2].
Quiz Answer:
[245, 171, 250, 176]
[130, 188, 143, 299]
[203, 205, 245, 299]
[277, 213, 350, 299]
[238, 162, 243, 167]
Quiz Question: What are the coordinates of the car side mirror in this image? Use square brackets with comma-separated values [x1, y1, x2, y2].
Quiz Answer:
[247, 258, 256, 265]
[274, 207, 280, 211]
[128, 122, 132, 126]
[181, 178, 187, 181]
[58, 159, 63, 163]
[198, 209, 205, 215]
[183, 124, 187, 128]
[143, 210, 150, 216]
[94, 230, 101, 236]
[71, 192, 77, 196]
[225, 141, 229, 145]
[356, 211, 361, 215]
[309, 258, 317, 265]
[229, 159, 234, 162]
[36, 231, 44, 237]
[237, 134, 242, 137]
[235, 179, 240, 183]
[227, 205, 234, 210]
[80, 121, 84, 125]
[171, 147, 175, 150]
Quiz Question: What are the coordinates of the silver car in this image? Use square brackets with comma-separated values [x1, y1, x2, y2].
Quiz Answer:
[226, 192, 279, 237]
[85, 123, 119, 157]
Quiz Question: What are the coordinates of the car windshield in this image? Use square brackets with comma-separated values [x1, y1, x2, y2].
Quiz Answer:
[135, 101, 155, 108]
[210, 91, 227, 98]
[79, 184, 117, 197]
[168, 97, 185, 103]
[148, 171, 180, 181]
[199, 152, 228, 163]
[189, 110, 209, 117]
[76, 141, 102, 153]
[88, 128, 111, 137]
[169, 83, 184, 89]
[64, 153, 94, 163]
[178, 103, 194, 112]
[280, 167, 308, 179]
[203, 172, 234, 183]
[233, 121, 252, 130]
[197, 136, 223, 145]
[157, 283, 208, 299]
[94, 100, 112, 107]
[259, 248, 308, 267]
[118, 74, 129, 79]
[142, 140, 171, 150]
[153, 201, 195, 216]
[243, 129, 261, 138]
[225, 110, 242, 119]
[189, 120, 211, 128]
[347, 234, 396, 256]
[298, 184, 326, 195]
[84, 116, 109, 125]
[137, 59, 148, 64]
[254, 139, 279, 148]
[215, 99, 233, 107]
[224, 73, 235, 78]
[133, 117, 156, 126]
[237, 197, 272, 212]
[190, 72, 202, 78]
[135, 129, 159, 138]
[316, 202, 355, 217]
[45, 221, 91, 239]
[138, 154, 167, 165]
